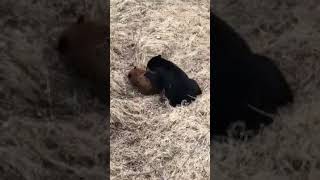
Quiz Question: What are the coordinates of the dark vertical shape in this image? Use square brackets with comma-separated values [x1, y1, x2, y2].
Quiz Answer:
[106, 0, 111, 179]
[210, 1, 213, 179]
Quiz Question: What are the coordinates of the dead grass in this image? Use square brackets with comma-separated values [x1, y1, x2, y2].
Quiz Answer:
[0, 0, 108, 179]
[110, 0, 210, 179]
[213, 0, 320, 179]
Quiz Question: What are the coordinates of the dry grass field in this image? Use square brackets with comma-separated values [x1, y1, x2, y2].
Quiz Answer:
[0, 0, 108, 179]
[110, 0, 210, 179]
[213, 0, 320, 179]
[3, 0, 318, 179]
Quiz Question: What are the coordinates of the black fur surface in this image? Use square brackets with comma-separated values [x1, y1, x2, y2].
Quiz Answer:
[145, 55, 202, 107]
[211, 13, 294, 138]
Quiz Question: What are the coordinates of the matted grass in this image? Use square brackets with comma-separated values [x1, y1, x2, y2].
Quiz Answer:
[213, 0, 320, 179]
[110, 0, 210, 179]
[0, 0, 108, 179]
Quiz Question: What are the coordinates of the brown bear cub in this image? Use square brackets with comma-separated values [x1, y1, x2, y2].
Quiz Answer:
[56, 15, 109, 102]
[128, 67, 160, 95]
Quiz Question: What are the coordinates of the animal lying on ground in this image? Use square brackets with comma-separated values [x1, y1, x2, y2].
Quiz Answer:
[128, 67, 160, 95]
[56, 15, 109, 103]
[145, 55, 202, 107]
[211, 13, 294, 138]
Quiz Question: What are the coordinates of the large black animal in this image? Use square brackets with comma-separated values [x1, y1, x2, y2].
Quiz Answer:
[211, 13, 293, 138]
[145, 55, 202, 107]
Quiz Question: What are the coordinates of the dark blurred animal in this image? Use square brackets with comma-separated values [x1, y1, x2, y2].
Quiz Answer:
[56, 15, 109, 103]
[211, 13, 293, 138]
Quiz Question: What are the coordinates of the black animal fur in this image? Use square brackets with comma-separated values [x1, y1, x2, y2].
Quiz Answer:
[145, 55, 202, 107]
[211, 13, 293, 138]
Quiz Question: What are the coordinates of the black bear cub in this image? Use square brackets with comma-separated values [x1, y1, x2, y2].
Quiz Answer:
[211, 13, 294, 139]
[145, 55, 202, 107]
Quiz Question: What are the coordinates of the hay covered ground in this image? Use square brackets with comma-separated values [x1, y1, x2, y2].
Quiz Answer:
[0, 0, 108, 179]
[110, 0, 210, 179]
[213, 0, 320, 179]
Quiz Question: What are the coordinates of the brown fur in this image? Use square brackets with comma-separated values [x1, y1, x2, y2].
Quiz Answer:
[57, 15, 109, 102]
[128, 67, 159, 95]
